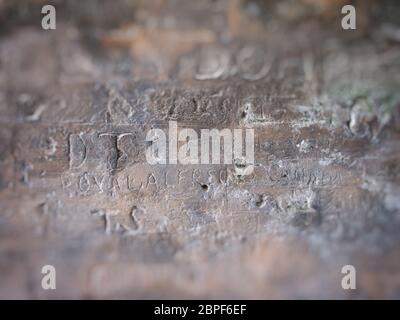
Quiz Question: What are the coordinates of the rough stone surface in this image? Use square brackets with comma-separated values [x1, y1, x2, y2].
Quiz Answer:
[0, 0, 400, 299]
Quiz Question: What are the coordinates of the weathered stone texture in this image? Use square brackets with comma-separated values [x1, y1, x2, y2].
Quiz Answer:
[0, 0, 400, 299]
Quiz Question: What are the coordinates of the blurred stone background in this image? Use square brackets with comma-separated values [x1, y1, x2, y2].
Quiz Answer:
[0, 0, 400, 298]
